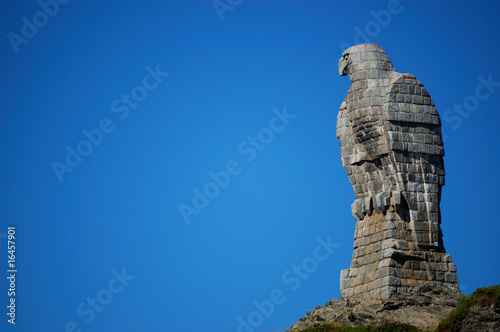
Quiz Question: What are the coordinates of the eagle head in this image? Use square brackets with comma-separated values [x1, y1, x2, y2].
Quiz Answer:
[338, 53, 350, 76]
[338, 44, 395, 81]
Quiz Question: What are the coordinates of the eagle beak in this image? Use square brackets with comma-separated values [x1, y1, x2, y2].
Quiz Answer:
[338, 57, 348, 76]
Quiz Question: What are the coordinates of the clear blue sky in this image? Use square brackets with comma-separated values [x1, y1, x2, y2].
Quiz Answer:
[1, 1, 499, 331]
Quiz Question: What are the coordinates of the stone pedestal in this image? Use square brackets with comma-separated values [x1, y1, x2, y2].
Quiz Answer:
[340, 211, 459, 299]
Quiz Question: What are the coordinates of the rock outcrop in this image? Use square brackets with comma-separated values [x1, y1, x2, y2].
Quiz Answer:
[458, 304, 500, 332]
[288, 284, 462, 331]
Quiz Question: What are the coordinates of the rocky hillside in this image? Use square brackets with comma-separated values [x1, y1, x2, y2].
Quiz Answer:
[287, 284, 500, 332]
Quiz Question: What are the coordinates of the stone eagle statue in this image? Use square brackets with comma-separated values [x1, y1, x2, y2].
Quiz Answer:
[337, 43, 445, 251]
[337, 44, 459, 299]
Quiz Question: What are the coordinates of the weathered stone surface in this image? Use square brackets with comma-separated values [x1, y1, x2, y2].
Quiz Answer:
[336, 43, 459, 299]
[288, 284, 463, 331]
[458, 304, 500, 332]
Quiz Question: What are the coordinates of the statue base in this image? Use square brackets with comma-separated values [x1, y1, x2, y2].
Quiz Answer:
[340, 212, 459, 299]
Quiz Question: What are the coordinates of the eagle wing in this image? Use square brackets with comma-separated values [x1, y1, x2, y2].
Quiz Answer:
[383, 73, 445, 249]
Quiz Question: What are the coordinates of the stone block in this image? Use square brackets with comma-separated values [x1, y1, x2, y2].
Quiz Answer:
[439, 262, 449, 272]
[340, 269, 349, 281]
[445, 272, 458, 283]
[384, 229, 396, 239]
[383, 248, 395, 258]
[341, 278, 350, 289]
[375, 192, 391, 214]
[351, 198, 365, 221]
[391, 191, 403, 208]
[364, 197, 373, 215]
[396, 241, 410, 250]
[380, 286, 398, 299]
[411, 260, 421, 270]
[402, 269, 413, 279]
[377, 267, 389, 278]
[384, 220, 396, 230]
[381, 240, 395, 250]
[414, 270, 426, 280]
[378, 258, 391, 268]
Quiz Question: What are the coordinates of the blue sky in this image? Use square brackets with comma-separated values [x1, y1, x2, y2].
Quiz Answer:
[1, 1, 499, 331]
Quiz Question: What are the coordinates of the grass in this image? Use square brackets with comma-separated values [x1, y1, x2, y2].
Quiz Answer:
[435, 285, 500, 332]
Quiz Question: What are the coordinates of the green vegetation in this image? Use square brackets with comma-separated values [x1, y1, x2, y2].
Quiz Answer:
[434, 296, 472, 332]
[470, 285, 500, 306]
[436, 285, 500, 332]
[300, 323, 420, 332]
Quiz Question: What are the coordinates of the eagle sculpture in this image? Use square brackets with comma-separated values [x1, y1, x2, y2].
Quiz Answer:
[337, 43, 445, 251]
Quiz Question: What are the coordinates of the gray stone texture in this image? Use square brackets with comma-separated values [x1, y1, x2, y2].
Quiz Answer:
[337, 43, 459, 299]
[289, 283, 464, 331]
